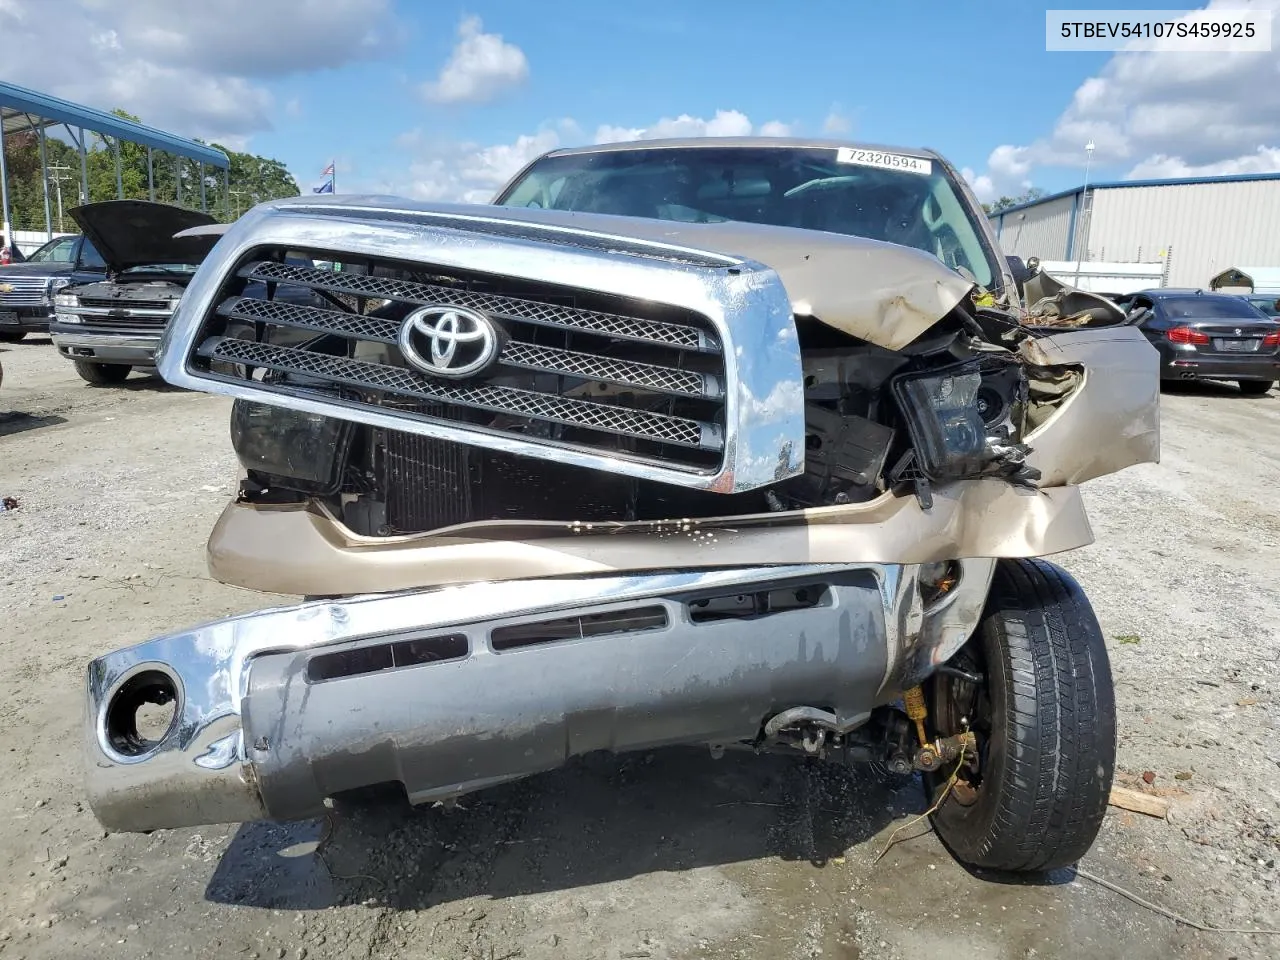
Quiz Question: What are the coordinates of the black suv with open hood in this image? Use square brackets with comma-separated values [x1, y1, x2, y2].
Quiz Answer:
[49, 200, 219, 384]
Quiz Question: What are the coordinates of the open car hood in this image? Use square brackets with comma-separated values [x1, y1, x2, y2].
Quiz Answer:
[68, 200, 218, 273]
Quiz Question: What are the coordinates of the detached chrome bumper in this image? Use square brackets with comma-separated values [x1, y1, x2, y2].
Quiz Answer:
[84, 561, 994, 833]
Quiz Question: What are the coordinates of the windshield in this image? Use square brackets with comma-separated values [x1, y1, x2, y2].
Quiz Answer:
[1160, 295, 1267, 320]
[26, 236, 77, 263]
[496, 146, 997, 289]
[77, 240, 106, 272]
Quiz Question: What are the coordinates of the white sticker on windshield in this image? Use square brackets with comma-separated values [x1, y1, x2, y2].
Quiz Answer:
[835, 147, 932, 176]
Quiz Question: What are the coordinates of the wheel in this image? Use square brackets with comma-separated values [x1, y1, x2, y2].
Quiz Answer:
[0, 330, 26, 343]
[74, 360, 132, 385]
[926, 558, 1115, 873]
[1238, 380, 1273, 396]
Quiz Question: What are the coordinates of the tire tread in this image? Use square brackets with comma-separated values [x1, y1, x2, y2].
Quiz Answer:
[933, 558, 1116, 873]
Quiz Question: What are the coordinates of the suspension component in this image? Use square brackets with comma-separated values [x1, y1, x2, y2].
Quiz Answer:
[903, 685, 929, 747]
[913, 731, 977, 772]
[903, 684, 976, 772]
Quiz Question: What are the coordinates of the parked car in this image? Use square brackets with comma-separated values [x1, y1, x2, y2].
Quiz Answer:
[49, 201, 222, 383]
[1118, 288, 1279, 394]
[1244, 293, 1280, 319]
[84, 138, 1161, 876]
[0, 233, 104, 341]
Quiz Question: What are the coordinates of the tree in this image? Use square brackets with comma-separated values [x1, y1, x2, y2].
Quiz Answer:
[982, 188, 1046, 215]
[2, 107, 300, 231]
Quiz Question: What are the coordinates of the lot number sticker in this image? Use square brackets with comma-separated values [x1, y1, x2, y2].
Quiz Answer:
[835, 148, 932, 176]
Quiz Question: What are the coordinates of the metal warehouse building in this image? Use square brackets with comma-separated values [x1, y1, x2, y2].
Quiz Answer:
[988, 172, 1280, 290]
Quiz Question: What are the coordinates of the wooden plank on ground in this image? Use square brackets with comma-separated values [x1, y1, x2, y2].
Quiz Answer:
[1109, 786, 1170, 819]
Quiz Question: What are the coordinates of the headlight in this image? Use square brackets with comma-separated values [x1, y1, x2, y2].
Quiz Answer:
[229, 399, 352, 494]
[46, 277, 71, 302]
[55, 292, 78, 309]
[890, 363, 989, 481]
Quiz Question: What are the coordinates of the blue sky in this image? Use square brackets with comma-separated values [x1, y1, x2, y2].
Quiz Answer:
[3, 0, 1277, 204]
[253, 0, 1116, 198]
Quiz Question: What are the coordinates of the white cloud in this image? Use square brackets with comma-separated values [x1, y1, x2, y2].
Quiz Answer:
[822, 105, 851, 136]
[377, 109, 797, 204]
[961, 167, 997, 204]
[399, 125, 565, 204]
[593, 109, 787, 144]
[969, 0, 1280, 194]
[0, 0, 393, 143]
[96, 0, 391, 76]
[421, 16, 529, 105]
[1126, 146, 1280, 179]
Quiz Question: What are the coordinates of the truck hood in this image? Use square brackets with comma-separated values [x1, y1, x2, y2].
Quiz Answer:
[68, 200, 218, 274]
[216, 196, 978, 350]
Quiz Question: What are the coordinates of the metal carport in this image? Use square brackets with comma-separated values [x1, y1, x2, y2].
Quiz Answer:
[1, 79, 229, 252]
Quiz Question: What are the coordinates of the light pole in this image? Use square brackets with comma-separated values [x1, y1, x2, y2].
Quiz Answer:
[1073, 140, 1096, 283]
[47, 164, 73, 233]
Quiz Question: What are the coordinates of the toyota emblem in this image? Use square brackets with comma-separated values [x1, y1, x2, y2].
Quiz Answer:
[398, 305, 499, 378]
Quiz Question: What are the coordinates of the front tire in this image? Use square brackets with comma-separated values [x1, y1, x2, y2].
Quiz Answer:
[928, 558, 1115, 873]
[1238, 380, 1273, 396]
[74, 360, 132, 385]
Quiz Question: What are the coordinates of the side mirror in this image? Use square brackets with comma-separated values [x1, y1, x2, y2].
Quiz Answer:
[1005, 255, 1033, 293]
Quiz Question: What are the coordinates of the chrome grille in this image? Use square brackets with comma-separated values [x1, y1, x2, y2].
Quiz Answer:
[0, 275, 48, 306]
[78, 313, 170, 329]
[79, 297, 173, 311]
[156, 196, 807, 494]
[200, 337, 719, 450]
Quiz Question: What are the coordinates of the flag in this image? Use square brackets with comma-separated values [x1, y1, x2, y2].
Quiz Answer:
[312, 179, 334, 194]
[321, 161, 335, 177]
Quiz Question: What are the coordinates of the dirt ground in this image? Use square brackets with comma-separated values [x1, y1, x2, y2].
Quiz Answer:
[1, 335, 1278, 960]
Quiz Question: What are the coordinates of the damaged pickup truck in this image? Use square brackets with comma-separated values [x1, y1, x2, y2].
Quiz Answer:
[84, 139, 1160, 874]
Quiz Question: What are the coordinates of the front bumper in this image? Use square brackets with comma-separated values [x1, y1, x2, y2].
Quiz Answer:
[51, 325, 162, 365]
[0, 303, 53, 333]
[84, 560, 995, 832]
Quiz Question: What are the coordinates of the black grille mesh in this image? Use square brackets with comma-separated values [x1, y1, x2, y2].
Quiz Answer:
[240, 260, 715, 352]
[201, 337, 716, 450]
[218, 296, 716, 398]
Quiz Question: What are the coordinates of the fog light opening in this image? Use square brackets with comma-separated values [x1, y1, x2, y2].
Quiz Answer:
[104, 669, 180, 758]
[920, 561, 961, 608]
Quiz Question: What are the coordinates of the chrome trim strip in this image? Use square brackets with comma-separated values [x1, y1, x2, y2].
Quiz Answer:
[61, 305, 174, 318]
[52, 332, 162, 349]
[155, 196, 806, 494]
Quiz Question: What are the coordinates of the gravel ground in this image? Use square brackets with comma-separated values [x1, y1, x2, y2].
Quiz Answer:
[1, 336, 1278, 960]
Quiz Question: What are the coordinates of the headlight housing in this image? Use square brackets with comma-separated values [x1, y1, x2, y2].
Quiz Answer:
[55, 291, 79, 309]
[46, 277, 71, 302]
[229, 399, 353, 495]
[891, 362, 989, 481]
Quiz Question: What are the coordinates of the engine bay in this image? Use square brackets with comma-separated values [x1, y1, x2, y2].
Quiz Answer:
[233, 297, 1049, 537]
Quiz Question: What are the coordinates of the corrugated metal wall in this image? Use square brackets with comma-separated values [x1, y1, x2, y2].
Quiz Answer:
[992, 193, 1077, 261]
[1087, 180, 1280, 287]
